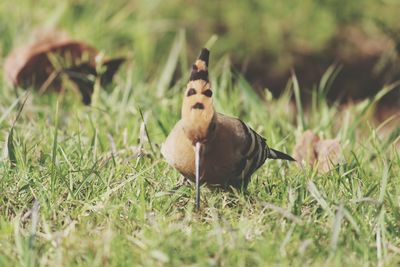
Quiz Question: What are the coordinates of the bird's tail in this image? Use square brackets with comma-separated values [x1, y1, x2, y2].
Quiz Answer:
[268, 148, 295, 161]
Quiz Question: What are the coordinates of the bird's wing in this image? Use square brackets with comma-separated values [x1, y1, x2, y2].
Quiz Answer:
[235, 120, 270, 182]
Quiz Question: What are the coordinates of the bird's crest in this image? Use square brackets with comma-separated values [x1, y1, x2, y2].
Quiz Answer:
[190, 48, 209, 82]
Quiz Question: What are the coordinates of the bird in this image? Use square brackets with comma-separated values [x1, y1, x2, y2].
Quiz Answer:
[161, 48, 294, 210]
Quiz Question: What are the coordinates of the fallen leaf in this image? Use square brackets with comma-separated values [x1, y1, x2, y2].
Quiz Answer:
[293, 130, 320, 166]
[293, 130, 341, 173]
[314, 139, 341, 173]
[4, 39, 97, 88]
[4, 28, 125, 104]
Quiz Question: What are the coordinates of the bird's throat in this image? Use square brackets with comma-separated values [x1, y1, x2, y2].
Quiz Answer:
[182, 109, 215, 144]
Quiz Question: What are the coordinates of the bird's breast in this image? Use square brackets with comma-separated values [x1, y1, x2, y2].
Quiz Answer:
[162, 114, 258, 187]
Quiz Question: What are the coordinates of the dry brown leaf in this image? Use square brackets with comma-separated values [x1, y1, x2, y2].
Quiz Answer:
[293, 130, 320, 166]
[293, 130, 341, 173]
[4, 37, 98, 88]
[314, 139, 341, 173]
[4, 28, 125, 104]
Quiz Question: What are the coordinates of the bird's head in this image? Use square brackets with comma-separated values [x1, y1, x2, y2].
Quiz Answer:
[181, 48, 216, 144]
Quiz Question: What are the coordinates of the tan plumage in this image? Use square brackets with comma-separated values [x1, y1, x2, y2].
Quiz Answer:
[161, 48, 294, 207]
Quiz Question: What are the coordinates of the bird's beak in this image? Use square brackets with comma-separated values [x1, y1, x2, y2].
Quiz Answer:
[195, 142, 202, 211]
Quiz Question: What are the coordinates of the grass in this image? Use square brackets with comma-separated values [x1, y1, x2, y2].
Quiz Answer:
[1, 1, 400, 266]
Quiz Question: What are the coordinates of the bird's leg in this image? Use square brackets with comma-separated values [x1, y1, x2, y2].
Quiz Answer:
[195, 142, 202, 211]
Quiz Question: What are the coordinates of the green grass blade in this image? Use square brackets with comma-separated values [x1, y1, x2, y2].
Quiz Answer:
[51, 99, 60, 194]
[291, 70, 306, 130]
[156, 29, 185, 97]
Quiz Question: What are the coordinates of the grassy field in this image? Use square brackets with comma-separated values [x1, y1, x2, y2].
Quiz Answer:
[1, 1, 400, 266]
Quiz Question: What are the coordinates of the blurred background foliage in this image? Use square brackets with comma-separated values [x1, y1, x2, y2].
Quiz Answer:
[1, 0, 400, 104]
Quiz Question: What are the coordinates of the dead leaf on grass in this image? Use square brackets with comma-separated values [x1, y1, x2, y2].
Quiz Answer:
[314, 139, 341, 173]
[293, 130, 320, 166]
[293, 130, 342, 173]
[4, 28, 125, 104]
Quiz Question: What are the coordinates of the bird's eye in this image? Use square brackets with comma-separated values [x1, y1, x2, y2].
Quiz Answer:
[187, 88, 196, 97]
[202, 89, 213, 97]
